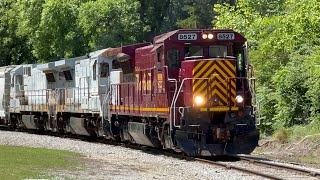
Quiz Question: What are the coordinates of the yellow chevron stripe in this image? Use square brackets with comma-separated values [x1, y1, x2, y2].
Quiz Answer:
[212, 66, 228, 80]
[211, 87, 229, 104]
[223, 79, 236, 94]
[194, 61, 213, 78]
[225, 60, 236, 72]
[192, 61, 206, 75]
[231, 80, 236, 88]
[215, 61, 236, 93]
[195, 83, 229, 104]
[193, 79, 203, 91]
[202, 63, 217, 78]
[193, 62, 216, 91]
[213, 69, 235, 95]
[217, 60, 235, 78]
[222, 84, 236, 96]
[195, 81, 208, 95]
[211, 89, 227, 104]
[214, 74, 227, 86]
[209, 79, 236, 104]
[211, 81, 226, 95]
[211, 65, 236, 97]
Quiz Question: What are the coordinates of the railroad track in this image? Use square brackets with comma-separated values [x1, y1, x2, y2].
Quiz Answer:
[190, 156, 320, 180]
[1, 126, 319, 179]
[194, 157, 281, 180]
[130, 148, 319, 180]
[238, 156, 320, 178]
[133, 147, 320, 179]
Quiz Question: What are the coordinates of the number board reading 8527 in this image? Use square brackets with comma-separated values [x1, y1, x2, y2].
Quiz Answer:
[178, 33, 197, 40]
[217, 33, 235, 40]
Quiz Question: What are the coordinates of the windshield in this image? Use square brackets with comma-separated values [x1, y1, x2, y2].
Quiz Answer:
[209, 45, 227, 57]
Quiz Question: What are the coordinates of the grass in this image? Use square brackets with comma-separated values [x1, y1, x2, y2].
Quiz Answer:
[0, 145, 82, 180]
[293, 155, 320, 164]
[289, 120, 320, 141]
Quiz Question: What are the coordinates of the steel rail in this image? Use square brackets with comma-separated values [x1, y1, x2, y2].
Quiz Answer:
[193, 157, 283, 180]
[239, 156, 320, 177]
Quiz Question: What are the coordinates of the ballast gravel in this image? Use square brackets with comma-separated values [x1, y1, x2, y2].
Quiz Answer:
[0, 130, 316, 180]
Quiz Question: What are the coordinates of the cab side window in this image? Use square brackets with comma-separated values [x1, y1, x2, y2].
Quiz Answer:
[166, 47, 179, 69]
[184, 45, 203, 58]
[100, 63, 109, 77]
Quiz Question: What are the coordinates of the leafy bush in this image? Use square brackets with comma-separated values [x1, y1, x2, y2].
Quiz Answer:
[272, 128, 289, 143]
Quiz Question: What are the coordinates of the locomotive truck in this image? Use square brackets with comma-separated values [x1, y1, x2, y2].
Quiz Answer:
[0, 29, 259, 156]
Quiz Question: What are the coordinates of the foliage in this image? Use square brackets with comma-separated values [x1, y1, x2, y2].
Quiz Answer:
[176, 0, 222, 29]
[17, 0, 87, 62]
[2, 0, 232, 64]
[138, 0, 171, 40]
[214, 0, 320, 135]
[256, 86, 276, 134]
[78, 0, 143, 50]
[304, 48, 320, 118]
[272, 128, 289, 143]
[272, 55, 310, 127]
[0, 0, 34, 65]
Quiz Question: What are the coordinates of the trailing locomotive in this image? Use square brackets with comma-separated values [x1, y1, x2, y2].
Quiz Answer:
[0, 29, 259, 156]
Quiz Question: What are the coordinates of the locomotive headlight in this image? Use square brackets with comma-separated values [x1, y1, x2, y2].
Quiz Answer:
[194, 96, 204, 105]
[202, 34, 208, 39]
[235, 95, 244, 103]
[208, 33, 214, 39]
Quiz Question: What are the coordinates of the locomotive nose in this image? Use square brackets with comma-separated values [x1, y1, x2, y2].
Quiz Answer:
[180, 59, 237, 109]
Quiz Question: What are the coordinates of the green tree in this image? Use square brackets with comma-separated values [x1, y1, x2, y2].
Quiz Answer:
[138, 0, 171, 40]
[176, 0, 235, 29]
[0, 0, 34, 65]
[17, 0, 87, 62]
[78, 0, 143, 50]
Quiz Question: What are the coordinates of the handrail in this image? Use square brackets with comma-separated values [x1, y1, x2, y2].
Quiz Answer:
[170, 77, 217, 129]
[168, 78, 178, 132]
[101, 84, 111, 123]
[163, 65, 180, 132]
[248, 64, 258, 125]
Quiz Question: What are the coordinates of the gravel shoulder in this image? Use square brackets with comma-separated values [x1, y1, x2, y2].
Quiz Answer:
[1, 130, 319, 180]
[0, 130, 261, 180]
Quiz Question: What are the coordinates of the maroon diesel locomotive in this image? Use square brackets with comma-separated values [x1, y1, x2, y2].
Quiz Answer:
[105, 29, 259, 156]
[0, 29, 259, 156]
